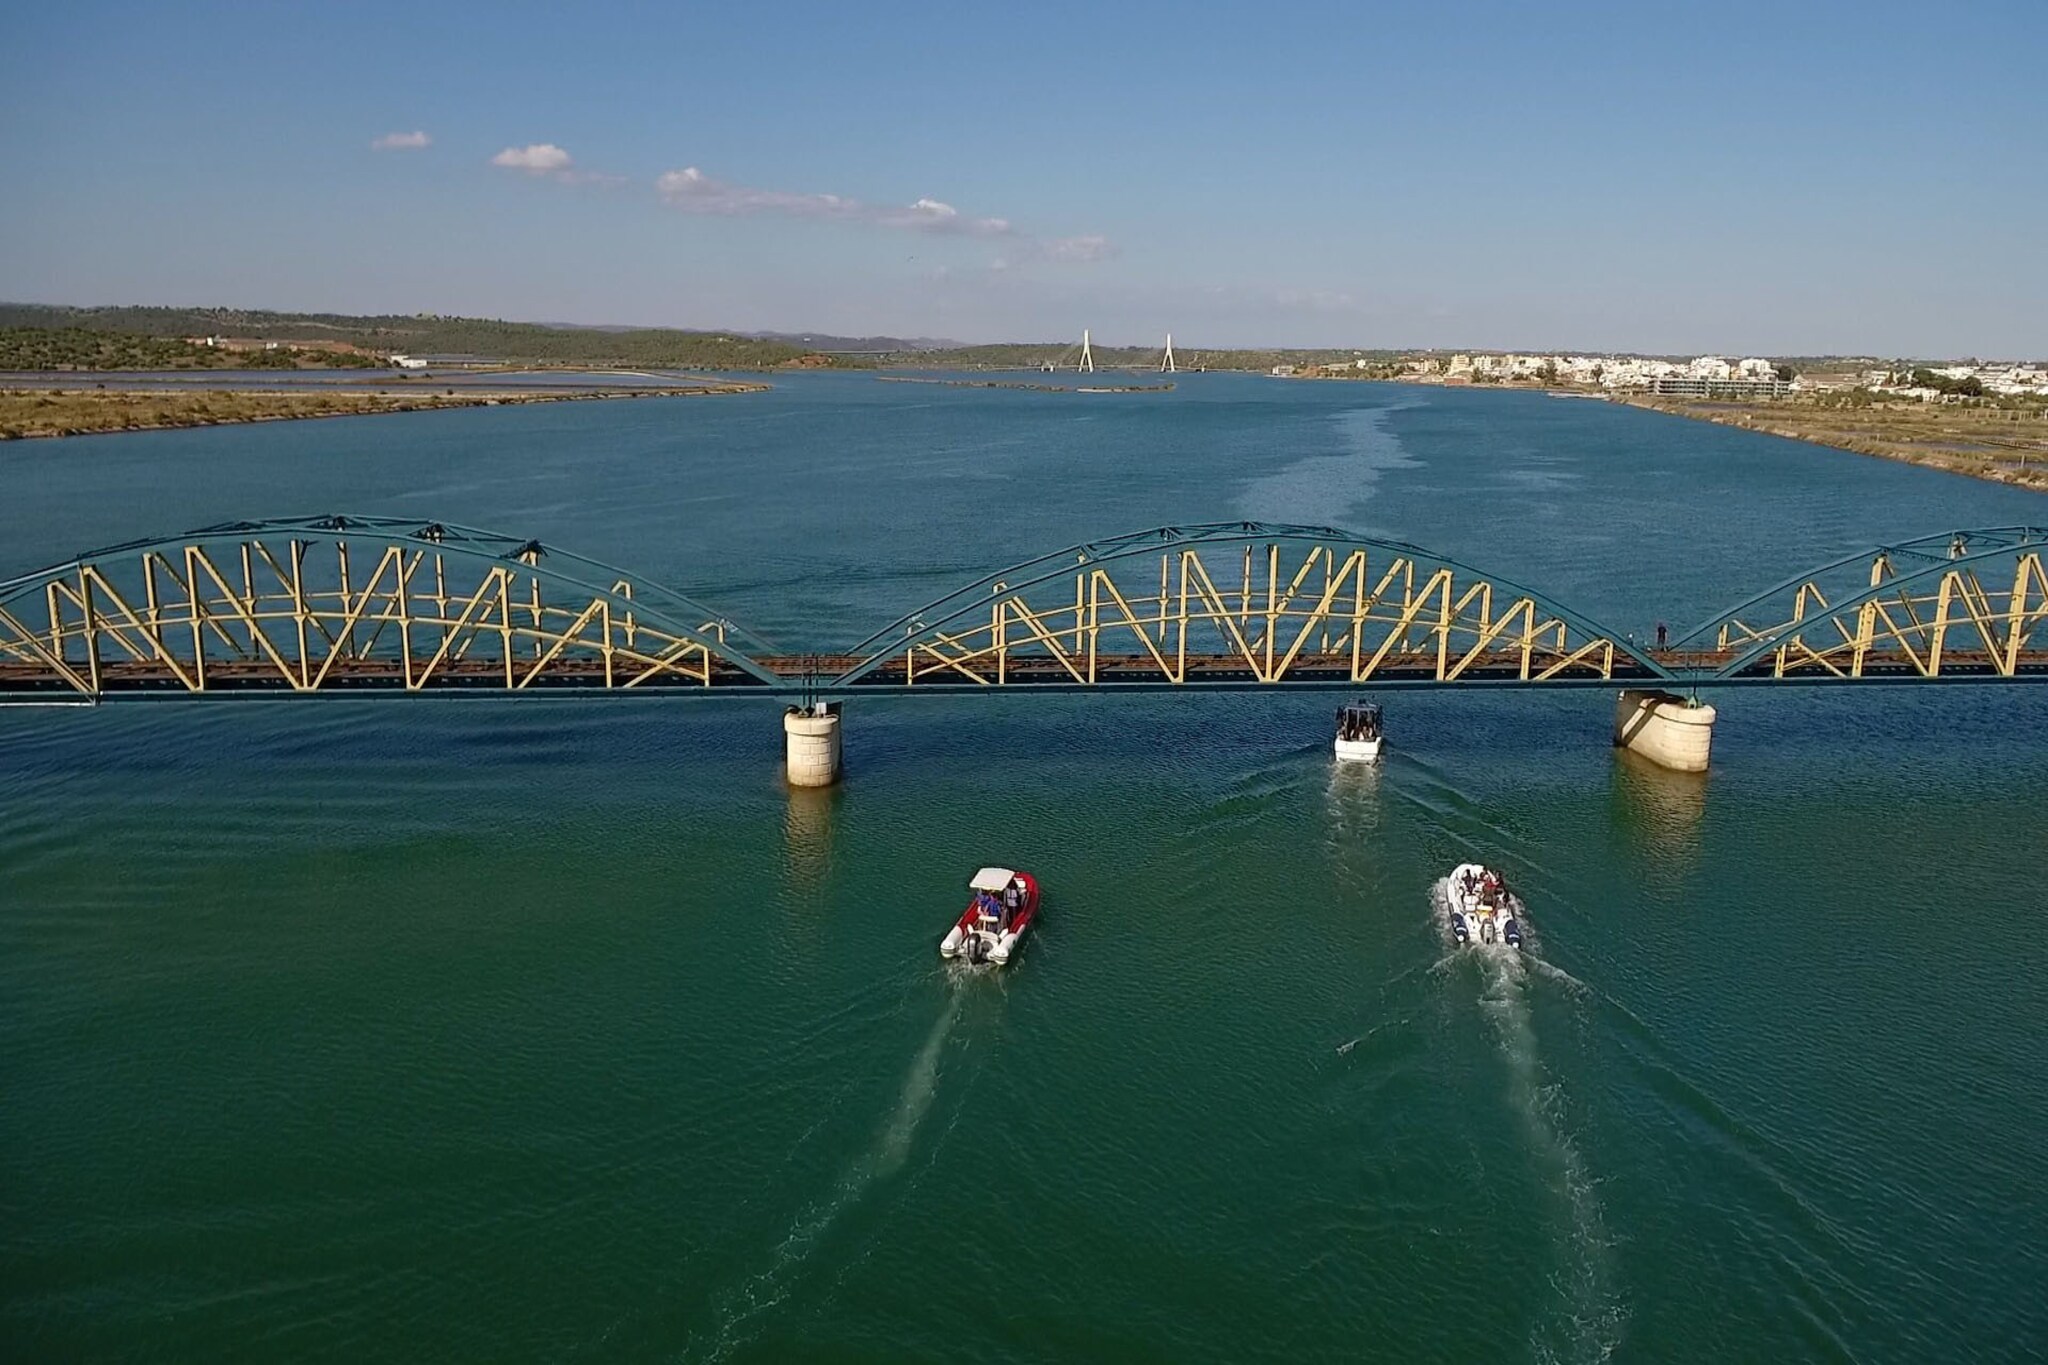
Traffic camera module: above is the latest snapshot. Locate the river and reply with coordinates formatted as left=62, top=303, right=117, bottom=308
left=3, top=374, right=2044, bottom=1362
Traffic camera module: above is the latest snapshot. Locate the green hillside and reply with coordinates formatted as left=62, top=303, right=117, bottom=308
left=0, top=327, right=379, bottom=371
left=0, top=305, right=834, bottom=370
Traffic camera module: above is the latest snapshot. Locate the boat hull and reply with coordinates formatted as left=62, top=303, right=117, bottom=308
left=1333, top=736, right=1384, bottom=763
left=940, top=870, right=1040, bottom=966
left=1445, top=861, right=1521, bottom=951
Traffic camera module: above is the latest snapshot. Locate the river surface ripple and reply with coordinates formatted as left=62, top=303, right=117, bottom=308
left=2, top=375, right=2044, bottom=1362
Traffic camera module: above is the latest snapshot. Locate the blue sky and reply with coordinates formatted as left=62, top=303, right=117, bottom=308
left=2, top=1, right=2043, bottom=355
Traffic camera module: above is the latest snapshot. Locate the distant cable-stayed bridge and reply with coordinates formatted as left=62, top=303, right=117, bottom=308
left=1040, top=330, right=1180, bottom=374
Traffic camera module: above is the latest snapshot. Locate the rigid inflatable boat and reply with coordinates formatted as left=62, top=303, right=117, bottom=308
left=1445, top=862, right=1522, bottom=950
left=940, top=867, right=1040, bottom=966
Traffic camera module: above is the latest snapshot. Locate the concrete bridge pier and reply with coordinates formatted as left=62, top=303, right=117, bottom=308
left=784, top=701, right=843, bottom=787
left=1613, top=689, right=1716, bottom=772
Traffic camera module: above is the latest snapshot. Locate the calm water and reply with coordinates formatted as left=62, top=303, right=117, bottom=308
left=3, top=376, right=2044, bottom=1362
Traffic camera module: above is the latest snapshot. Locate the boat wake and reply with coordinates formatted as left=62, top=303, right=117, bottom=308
left=1436, top=882, right=1625, bottom=1362
left=686, top=990, right=961, bottom=1362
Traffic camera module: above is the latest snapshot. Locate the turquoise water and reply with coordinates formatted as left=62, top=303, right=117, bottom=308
left=3, top=376, right=2045, bottom=1361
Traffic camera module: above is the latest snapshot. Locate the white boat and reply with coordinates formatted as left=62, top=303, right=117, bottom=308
left=1445, top=862, right=1522, bottom=949
left=1334, top=701, right=1384, bottom=762
left=939, top=867, right=1041, bottom=966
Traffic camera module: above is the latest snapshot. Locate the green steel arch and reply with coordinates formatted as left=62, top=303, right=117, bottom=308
left=0, top=514, right=782, bottom=697
left=1667, top=526, right=2048, bottom=683
left=829, top=521, right=1672, bottom=690
left=6, top=516, right=2042, bottom=701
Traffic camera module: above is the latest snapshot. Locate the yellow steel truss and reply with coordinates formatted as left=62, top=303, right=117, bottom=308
left=1712, top=549, right=2048, bottom=678
left=899, top=545, right=1619, bottom=685
left=0, top=537, right=735, bottom=696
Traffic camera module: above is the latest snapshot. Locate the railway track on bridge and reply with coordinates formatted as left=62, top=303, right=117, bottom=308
left=5, top=649, right=2045, bottom=699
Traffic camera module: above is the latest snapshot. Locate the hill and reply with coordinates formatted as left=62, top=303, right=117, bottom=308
left=0, top=327, right=379, bottom=371
left=0, top=305, right=844, bottom=370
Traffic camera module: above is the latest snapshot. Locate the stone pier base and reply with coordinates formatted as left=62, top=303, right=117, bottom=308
left=784, top=704, right=843, bottom=787
left=1613, top=689, right=1715, bottom=772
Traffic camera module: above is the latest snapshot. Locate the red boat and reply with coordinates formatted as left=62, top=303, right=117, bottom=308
left=939, top=867, right=1040, bottom=965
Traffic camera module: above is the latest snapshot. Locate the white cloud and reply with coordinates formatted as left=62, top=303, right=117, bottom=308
left=655, top=166, right=862, bottom=220
left=656, top=166, right=1054, bottom=245
left=492, top=143, right=574, bottom=175
left=990, top=234, right=1118, bottom=272
left=1043, top=235, right=1115, bottom=262
left=876, top=197, right=1012, bottom=238
left=371, top=130, right=431, bottom=151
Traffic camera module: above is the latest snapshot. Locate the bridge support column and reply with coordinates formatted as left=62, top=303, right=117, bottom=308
left=784, top=702, right=843, bottom=787
left=1613, top=689, right=1715, bottom=773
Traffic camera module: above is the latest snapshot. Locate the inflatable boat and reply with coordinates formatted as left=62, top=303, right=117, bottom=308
left=1445, top=862, right=1522, bottom=949
left=940, top=867, right=1040, bottom=966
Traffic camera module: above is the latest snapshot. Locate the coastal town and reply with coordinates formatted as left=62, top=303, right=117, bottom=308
left=1291, top=351, right=2048, bottom=401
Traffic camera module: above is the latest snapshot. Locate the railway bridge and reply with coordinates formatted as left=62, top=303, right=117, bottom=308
left=2, top=517, right=2042, bottom=777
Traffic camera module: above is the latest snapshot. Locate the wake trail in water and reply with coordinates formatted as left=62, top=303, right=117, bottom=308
left=1433, top=880, right=1624, bottom=1363
left=687, top=990, right=962, bottom=1363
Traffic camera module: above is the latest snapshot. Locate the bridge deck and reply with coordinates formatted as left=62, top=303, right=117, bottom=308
left=4, top=649, right=2043, bottom=697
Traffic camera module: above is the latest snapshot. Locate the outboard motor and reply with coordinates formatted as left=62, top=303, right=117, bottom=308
left=1481, top=917, right=1496, bottom=945
left=1450, top=912, right=1469, bottom=944
left=1502, top=914, right=1521, bottom=948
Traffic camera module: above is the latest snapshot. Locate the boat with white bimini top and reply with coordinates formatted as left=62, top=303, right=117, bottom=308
left=1445, top=862, right=1522, bottom=949
left=1334, top=701, right=1384, bottom=762
left=940, top=867, right=1041, bottom=966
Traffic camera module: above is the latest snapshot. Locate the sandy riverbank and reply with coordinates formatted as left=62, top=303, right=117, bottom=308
left=0, top=382, right=768, bottom=440
left=1618, top=395, right=2048, bottom=492
left=1294, top=372, right=2048, bottom=493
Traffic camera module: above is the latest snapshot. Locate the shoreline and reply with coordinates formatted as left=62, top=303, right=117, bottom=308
left=0, top=382, right=768, bottom=441
left=1290, top=372, right=2048, bottom=493
left=875, top=375, right=1174, bottom=393
left=1615, top=395, right=2048, bottom=493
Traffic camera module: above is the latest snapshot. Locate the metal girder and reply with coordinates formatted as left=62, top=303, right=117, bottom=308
left=1668, top=527, right=2048, bottom=682
left=830, top=522, right=1660, bottom=690
left=0, top=515, right=780, bottom=698
left=6, top=517, right=2046, bottom=702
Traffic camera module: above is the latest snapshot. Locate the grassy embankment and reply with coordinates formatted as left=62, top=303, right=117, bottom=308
left=0, top=327, right=382, bottom=370
left=1625, top=392, right=2048, bottom=492
left=0, top=309, right=804, bottom=437
left=0, top=306, right=847, bottom=371
left=0, top=384, right=766, bottom=440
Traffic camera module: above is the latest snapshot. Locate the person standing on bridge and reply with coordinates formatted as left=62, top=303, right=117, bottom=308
left=1656, top=621, right=1668, bottom=651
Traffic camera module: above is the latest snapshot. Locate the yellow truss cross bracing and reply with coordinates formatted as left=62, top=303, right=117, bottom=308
left=890, top=542, right=1627, bottom=687
left=10, top=520, right=2041, bottom=700
left=1719, top=548, right=2047, bottom=680
left=0, top=532, right=745, bottom=697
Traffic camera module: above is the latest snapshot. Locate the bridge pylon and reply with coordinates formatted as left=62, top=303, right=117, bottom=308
left=784, top=700, right=843, bottom=786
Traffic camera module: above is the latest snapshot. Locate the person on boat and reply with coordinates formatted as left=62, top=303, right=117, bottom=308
left=1001, top=880, right=1023, bottom=927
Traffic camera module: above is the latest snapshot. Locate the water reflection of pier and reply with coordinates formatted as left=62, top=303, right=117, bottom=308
left=1610, top=747, right=1708, bottom=883
left=782, top=784, right=840, bottom=902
